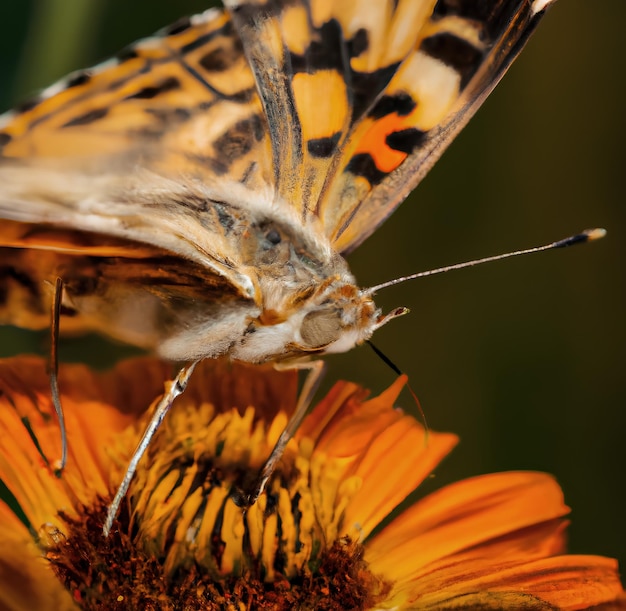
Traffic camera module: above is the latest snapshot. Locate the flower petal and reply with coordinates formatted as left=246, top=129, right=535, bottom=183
left=0, top=513, right=75, bottom=611
left=408, top=554, right=625, bottom=610
left=366, top=472, right=569, bottom=580
left=344, top=418, right=457, bottom=541
left=367, top=471, right=624, bottom=609
left=0, top=357, right=169, bottom=530
left=305, top=376, right=459, bottom=540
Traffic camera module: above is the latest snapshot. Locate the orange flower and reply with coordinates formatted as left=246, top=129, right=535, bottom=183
left=0, top=356, right=623, bottom=610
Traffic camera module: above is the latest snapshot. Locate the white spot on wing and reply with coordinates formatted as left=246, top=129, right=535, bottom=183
left=190, top=7, right=221, bottom=26
left=0, top=111, right=16, bottom=129
left=532, top=0, right=556, bottom=14
left=406, top=52, right=461, bottom=131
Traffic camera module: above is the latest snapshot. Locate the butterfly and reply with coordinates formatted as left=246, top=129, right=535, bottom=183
left=0, top=1, right=558, bottom=519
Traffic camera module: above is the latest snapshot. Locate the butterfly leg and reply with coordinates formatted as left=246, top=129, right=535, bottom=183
left=103, top=360, right=199, bottom=536
left=49, top=277, right=67, bottom=474
left=233, top=359, right=326, bottom=507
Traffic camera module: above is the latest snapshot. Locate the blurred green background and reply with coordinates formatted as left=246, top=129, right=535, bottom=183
left=1, top=0, right=624, bottom=572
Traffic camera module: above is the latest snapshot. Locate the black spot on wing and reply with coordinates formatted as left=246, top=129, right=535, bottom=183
left=198, top=38, right=243, bottom=72
left=433, top=0, right=493, bottom=22
left=144, top=106, right=192, bottom=123
left=0, top=132, right=12, bottom=153
left=65, top=71, right=92, bottom=88
left=117, top=47, right=139, bottom=63
left=213, top=115, right=265, bottom=162
left=228, top=87, right=256, bottom=104
left=385, top=128, right=426, bottom=154
left=307, top=131, right=341, bottom=158
left=369, top=92, right=416, bottom=119
left=162, top=16, right=192, bottom=36
left=345, top=153, right=386, bottom=186
left=349, top=28, right=369, bottom=58
left=14, top=96, right=41, bottom=114
left=247, top=114, right=265, bottom=141
left=351, top=64, right=400, bottom=120
left=421, top=33, right=484, bottom=88
left=200, top=157, right=229, bottom=176
left=180, top=22, right=233, bottom=55
left=61, top=107, right=109, bottom=128
left=432, top=0, right=534, bottom=48
left=289, top=20, right=367, bottom=74
left=134, top=106, right=192, bottom=138
left=287, top=19, right=398, bottom=120
left=124, top=77, right=181, bottom=100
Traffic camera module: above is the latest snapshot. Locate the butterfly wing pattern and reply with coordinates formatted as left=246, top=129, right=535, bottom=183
left=0, top=0, right=556, bottom=364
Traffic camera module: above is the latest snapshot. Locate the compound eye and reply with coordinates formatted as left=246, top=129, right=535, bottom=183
left=300, top=309, right=342, bottom=349
left=265, top=229, right=281, bottom=245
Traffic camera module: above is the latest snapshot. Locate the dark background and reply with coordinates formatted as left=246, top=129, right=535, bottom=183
left=1, top=1, right=624, bottom=571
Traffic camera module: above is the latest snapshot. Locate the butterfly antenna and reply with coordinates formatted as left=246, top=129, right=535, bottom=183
left=365, top=228, right=606, bottom=294
left=367, top=341, right=429, bottom=437
left=49, top=277, right=67, bottom=475
left=103, top=360, right=198, bottom=537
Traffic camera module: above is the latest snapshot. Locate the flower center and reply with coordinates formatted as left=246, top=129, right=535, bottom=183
left=40, top=400, right=392, bottom=609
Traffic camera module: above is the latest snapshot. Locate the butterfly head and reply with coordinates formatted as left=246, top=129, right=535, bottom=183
left=234, top=277, right=408, bottom=364
left=296, top=285, right=409, bottom=356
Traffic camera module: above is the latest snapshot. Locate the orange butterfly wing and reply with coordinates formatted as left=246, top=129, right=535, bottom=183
left=224, top=0, right=556, bottom=252
left=0, top=1, right=556, bottom=355
left=1, top=2, right=556, bottom=256
left=0, top=10, right=271, bottom=188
